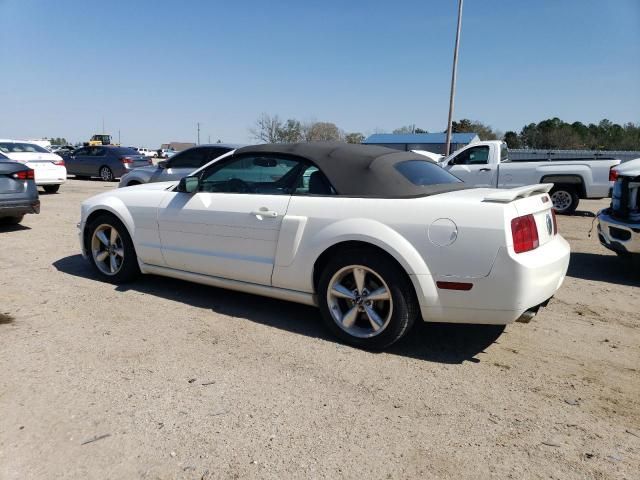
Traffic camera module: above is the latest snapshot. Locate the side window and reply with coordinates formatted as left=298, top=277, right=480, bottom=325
left=74, top=148, right=87, bottom=156
left=201, top=147, right=232, bottom=167
left=199, top=155, right=302, bottom=195
left=95, top=147, right=106, bottom=157
left=455, top=146, right=489, bottom=165
left=168, top=149, right=207, bottom=169
left=294, top=165, right=335, bottom=195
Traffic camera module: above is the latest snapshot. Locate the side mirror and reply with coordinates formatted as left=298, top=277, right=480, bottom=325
left=177, top=175, right=199, bottom=193
left=157, top=160, right=167, bottom=169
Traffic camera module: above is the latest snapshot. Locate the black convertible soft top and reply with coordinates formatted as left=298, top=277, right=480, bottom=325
left=234, top=142, right=466, bottom=198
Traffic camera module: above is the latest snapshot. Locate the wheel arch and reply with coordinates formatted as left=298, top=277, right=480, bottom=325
left=540, top=174, right=586, bottom=198
left=83, top=202, right=135, bottom=252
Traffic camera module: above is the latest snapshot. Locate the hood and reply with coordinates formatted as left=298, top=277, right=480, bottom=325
left=615, top=158, right=640, bottom=177
left=4, top=151, right=62, bottom=162
left=123, top=180, right=177, bottom=191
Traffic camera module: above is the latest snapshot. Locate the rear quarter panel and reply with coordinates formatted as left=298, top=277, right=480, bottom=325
left=272, top=192, right=511, bottom=293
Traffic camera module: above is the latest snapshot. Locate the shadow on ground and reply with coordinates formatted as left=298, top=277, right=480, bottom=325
left=53, top=254, right=505, bottom=364
left=0, top=223, right=31, bottom=232
left=567, top=252, right=639, bottom=287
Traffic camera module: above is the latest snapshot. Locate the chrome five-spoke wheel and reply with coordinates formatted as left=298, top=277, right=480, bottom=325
left=91, top=224, right=124, bottom=275
left=327, top=265, right=393, bottom=338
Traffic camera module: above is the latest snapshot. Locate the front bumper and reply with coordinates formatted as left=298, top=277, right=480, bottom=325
left=597, top=210, right=640, bottom=255
left=0, top=199, right=40, bottom=217
left=415, top=235, right=571, bottom=325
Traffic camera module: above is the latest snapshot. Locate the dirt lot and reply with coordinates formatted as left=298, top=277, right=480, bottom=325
left=1, top=179, right=638, bottom=479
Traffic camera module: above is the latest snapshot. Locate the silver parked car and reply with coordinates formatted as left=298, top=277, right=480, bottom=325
left=118, top=144, right=241, bottom=187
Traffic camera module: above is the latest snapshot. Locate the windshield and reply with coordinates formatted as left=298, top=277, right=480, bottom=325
left=395, top=160, right=462, bottom=185
left=0, top=142, right=50, bottom=154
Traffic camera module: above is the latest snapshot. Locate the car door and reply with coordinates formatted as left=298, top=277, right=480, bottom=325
left=67, top=147, right=90, bottom=175
left=157, top=153, right=305, bottom=285
left=443, top=145, right=496, bottom=187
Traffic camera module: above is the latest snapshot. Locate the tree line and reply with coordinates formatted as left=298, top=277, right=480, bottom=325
left=251, top=114, right=640, bottom=150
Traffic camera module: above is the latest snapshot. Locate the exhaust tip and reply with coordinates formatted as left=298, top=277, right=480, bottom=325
left=516, top=309, right=537, bottom=323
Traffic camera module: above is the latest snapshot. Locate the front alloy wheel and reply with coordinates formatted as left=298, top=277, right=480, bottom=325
left=86, top=213, right=140, bottom=283
left=91, top=224, right=124, bottom=275
left=327, top=265, right=393, bottom=338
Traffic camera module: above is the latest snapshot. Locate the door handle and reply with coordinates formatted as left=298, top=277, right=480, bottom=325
left=251, top=208, right=278, bottom=219
left=479, top=168, right=492, bottom=172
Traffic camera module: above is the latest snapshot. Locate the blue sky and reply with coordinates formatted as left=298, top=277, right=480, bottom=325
left=1, top=0, right=638, bottom=147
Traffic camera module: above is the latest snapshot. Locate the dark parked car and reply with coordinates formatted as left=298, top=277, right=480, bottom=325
left=0, top=153, right=40, bottom=225
left=65, top=146, right=150, bottom=181
left=118, top=144, right=242, bottom=187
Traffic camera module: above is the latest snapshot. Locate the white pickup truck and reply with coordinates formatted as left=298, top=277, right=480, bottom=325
left=439, top=141, right=621, bottom=213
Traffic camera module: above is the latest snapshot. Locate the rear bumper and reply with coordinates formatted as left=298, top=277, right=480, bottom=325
left=415, top=235, right=570, bottom=325
left=34, top=166, right=67, bottom=185
left=0, top=198, right=40, bottom=216
left=597, top=210, right=640, bottom=255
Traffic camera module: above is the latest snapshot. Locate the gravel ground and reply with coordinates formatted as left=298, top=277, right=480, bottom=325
left=1, top=180, right=638, bottom=479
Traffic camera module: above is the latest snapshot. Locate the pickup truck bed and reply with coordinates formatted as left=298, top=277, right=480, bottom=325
left=440, top=141, right=621, bottom=214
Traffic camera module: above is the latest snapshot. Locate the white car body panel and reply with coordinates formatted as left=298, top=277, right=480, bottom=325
left=79, top=176, right=570, bottom=325
left=0, top=151, right=66, bottom=186
left=441, top=140, right=620, bottom=198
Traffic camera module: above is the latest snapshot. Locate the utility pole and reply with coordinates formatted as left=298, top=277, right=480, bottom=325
left=445, top=0, right=463, bottom=156
left=197, top=122, right=201, bottom=145
left=208, top=135, right=211, bottom=144
left=118, top=130, right=121, bottom=145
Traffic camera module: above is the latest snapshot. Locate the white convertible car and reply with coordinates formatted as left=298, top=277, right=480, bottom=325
left=78, top=143, right=570, bottom=349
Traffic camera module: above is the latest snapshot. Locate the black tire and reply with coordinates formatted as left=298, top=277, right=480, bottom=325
left=317, top=248, right=419, bottom=349
left=0, top=215, right=24, bottom=225
left=99, top=166, right=115, bottom=182
left=85, top=213, right=140, bottom=283
left=550, top=186, right=579, bottom=215
left=43, top=184, right=60, bottom=194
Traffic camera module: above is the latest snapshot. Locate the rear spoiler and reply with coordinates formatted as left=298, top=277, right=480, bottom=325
left=483, top=183, right=553, bottom=203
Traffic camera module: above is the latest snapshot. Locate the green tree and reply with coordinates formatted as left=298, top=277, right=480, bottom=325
left=277, top=119, right=303, bottom=143
left=345, top=132, right=365, bottom=144
left=451, top=119, right=498, bottom=140
left=303, top=122, right=343, bottom=142
left=503, top=131, right=521, bottom=149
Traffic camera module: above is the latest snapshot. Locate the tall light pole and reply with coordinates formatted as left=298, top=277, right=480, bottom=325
left=445, top=0, right=464, bottom=156
left=197, top=122, right=201, bottom=145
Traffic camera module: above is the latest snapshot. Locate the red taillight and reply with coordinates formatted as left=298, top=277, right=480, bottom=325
left=121, top=156, right=133, bottom=164
left=609, top=167, right=618, bottom=182
left=511, top=214, right=539, bottom=253
left=12, top=169, right=35, bottom=180
left=551, top=208, right=558, bottom=235
left=53, top=159, right=65, bottom=166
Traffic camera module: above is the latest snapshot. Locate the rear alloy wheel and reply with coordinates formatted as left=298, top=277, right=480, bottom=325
left=43, top=184, right=60, bottom=194
left=550, top=186, right=579, bottom=215
left=87, top=214, right=140, bottom=283
left=318, top=249, right=418, bottom=349
left=99, top=166, right=114, bottom=182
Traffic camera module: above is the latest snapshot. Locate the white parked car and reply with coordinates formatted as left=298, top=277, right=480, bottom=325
left=597, top=158, right=640, bottom=256
left=0, top=139, right=66, bottom=193
left=135, top=147, right=155, bottom=158
left=78, top=143, right=570, bottom=349
left=439, top=141, right=621, bottom=214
